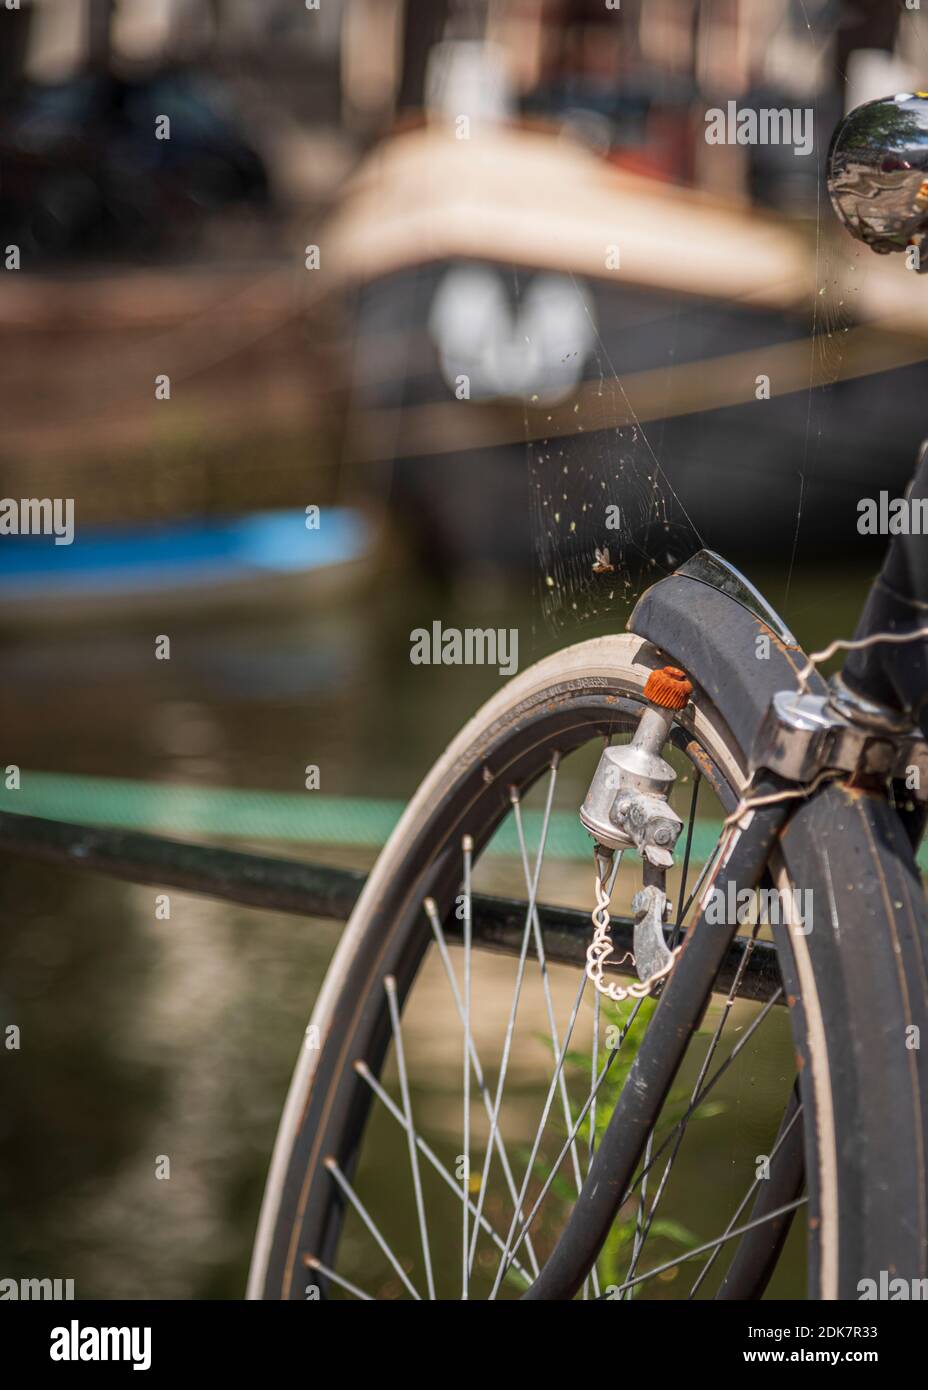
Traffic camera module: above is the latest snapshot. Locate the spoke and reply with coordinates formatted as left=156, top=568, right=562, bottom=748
left=688, top=1100, right=804, bottom=1298
left=678, top=854, right=716, bottom=926
left=623, top=923, right=763, bottom=1288
left=467, top=758, right=560, bottom=1274
left=672, top=771, right=701, bottom=949
left=497, top=996, right=647, bottom=1285
left=625, top=985, right=784, bottom=1204
left=304, top=1255, right=373, bottom=1302
left=603, top=1197, right=808, bottom=1298
left=385, top=975, right=436, bottom=1299
left=488, top=968, right=589, bottom=1299
left=354, top=1060, right=533, bottom=1287
left=587, top=988, right=601, bottom=1303
left=511, top=792, right=601, bottom=1299
left=423, top=897, right=541, bottom=1277
left=462, top=834, right=473, bottom=1300
left=626, top=1132, right=653, bottom=1300
left=589, top=991, right=600, bottom=1174
left=324, top=1156, right=421, bottom=1300
left=678, top=818, right=727, bottom=925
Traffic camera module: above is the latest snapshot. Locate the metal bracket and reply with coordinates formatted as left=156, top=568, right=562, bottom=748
left=751, top=688, right=928, bottom=796
left=630, top=884, right=674, bottom=983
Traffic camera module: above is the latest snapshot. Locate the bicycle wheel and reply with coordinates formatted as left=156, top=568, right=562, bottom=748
left=247, top=633, right=922, bottom=1300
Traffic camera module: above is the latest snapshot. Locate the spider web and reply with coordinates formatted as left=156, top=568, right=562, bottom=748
left=528, top=342, right=704, bottom=636
left=522, top=0, right=880, bottom=635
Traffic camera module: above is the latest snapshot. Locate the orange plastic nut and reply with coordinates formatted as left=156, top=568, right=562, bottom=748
left=643, top=665, right=692, bottom=710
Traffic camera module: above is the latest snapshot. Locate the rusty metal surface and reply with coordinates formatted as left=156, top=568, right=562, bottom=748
left=629, top=564, right=826, bottom=762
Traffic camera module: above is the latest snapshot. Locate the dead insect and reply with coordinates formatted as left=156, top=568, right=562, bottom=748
left=592, top=546, right=615, bottom=575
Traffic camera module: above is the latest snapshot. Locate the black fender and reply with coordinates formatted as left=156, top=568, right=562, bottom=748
left=628, top=549, right=826, bottom=763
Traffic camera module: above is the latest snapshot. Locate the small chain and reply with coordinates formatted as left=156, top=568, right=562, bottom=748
left=585, top=862, right=681, bottom=1004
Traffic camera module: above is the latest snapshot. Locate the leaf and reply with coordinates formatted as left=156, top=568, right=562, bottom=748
left=693, top=1101, right=726, bottom=1120
left=647, top=1218, right=701, bottom=1249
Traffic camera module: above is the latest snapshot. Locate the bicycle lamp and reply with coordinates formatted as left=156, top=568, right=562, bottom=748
left=579, top=666, right=691, bottom=866
left=828, top=93, right=928, bottom=268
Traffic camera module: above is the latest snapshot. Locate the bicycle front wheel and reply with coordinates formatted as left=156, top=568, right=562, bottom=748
left=248, top=633, right=924, bottom=1300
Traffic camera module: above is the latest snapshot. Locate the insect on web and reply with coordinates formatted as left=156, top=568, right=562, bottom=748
left=528, top=369, right=704, bottom=636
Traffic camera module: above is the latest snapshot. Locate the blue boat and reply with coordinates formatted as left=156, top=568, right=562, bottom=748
left=0, top=507, right=375, bottom=621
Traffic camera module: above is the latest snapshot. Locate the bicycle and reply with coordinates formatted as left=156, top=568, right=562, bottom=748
left=248, top=96, right=928, bottom=1301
